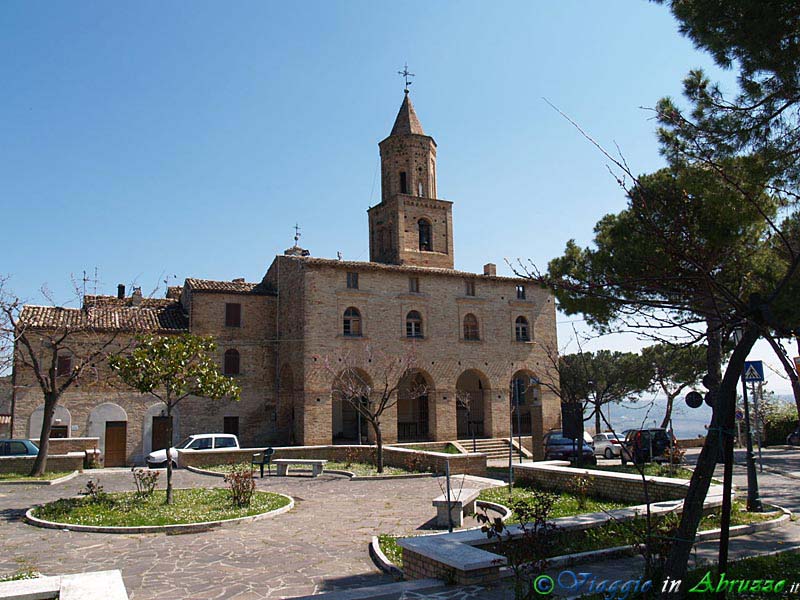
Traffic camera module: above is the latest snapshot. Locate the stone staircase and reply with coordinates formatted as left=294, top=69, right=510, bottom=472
left=456, top=437, right=527, bottom=461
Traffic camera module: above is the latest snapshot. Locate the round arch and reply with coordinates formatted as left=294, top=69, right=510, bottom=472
left=88, top=402, right=128, bottom=467
left=397, top=369, right=434, bottom=442
left=456, top=369, right=490, bottom=439
left=332, top=368, right=372, bottom=443
left=510, top=370, right=541, bottom=436
left=28, top=405, right=71, bottom=439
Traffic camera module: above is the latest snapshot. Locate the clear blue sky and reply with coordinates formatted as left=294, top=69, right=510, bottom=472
left=4, top=2, right=790, bottom=391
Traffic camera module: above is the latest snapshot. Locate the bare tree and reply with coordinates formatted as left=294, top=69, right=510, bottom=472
left=317, top=344, right=423, bottom=473
left=0, top=281, right=159, bottom=475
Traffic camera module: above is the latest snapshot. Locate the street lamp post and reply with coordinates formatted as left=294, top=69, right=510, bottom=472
left=734, top=327, right=763, bottom=512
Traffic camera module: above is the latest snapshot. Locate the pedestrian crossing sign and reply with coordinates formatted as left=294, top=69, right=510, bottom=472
left=743, top=360, right=764, bottom=382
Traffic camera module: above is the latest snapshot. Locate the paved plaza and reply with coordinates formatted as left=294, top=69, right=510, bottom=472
left=0, top=469, right=497, bottom=599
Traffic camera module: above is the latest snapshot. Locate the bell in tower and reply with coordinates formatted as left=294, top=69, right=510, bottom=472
left=368, top=80, right=455, bottom=269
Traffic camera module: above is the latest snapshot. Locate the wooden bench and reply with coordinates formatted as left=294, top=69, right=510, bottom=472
left=273, top=458, right=327, bottom=477
left=432, top=488, right=481, bottom=528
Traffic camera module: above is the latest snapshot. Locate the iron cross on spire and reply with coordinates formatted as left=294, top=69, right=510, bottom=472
left=294, top=223, right=301, bottom=245
left=398, top=63, right=415, bottom=93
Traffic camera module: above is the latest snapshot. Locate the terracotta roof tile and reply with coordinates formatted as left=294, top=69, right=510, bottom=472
left=83, top=295, right=177, bottom=309
left=19, top=304, right=188, bottom=333
left=184, top=278, right=274, bottom=295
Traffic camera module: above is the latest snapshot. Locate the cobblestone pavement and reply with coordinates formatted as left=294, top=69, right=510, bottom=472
left=0, top=469, right=497, bottom=599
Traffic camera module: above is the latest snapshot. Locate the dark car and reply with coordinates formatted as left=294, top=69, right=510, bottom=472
left=543, top=431, right=597, bottom=464
left=620, top=428, right=672, bottom=465
left=0, top=439, right=39, bottom=456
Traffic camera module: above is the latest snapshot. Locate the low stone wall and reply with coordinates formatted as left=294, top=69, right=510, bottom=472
left=32, top=437, right=100, bottom=455
left=512, top=461, right=690, bottom=504
left=0, top=452, right=84, bottom=475
left=177, top=444, right=487, bottom=476
left=678, top=437, right=706, bottom=448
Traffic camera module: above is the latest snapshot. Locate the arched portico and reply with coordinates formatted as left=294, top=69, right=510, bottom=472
left=455, top=369, right=488, bottom=440
left=397, top=369, right=433, bottom=442
left=332, top=368, right=372, bottom=443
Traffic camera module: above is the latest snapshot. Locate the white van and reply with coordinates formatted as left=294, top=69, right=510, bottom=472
left=145, top=433, right=239, bottom=468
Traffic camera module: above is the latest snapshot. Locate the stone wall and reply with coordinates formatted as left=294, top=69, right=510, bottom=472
left=678, top=437, right=706, bottom=448
left=512, top=462, right=691, bottom=504
left=402, top=549, right=501, bottom=585
left=31, top=437, right=99, bottom=455
left=177, top=444, right=487, bottom=476
left=0, top=452, right=84, bottom=474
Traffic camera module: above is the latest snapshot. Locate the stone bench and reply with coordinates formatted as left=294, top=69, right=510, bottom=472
left=432, top=488, right=480, bottom=528
left=273, top=458, right=327, bottom=477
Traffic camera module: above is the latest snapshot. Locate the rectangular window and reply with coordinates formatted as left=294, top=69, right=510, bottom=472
left=516, top=285, right=526, bottom=300
left=223, top=417, right=239, bottom=437
left=225, top=303, right=242, bottom=327
left=56, top=355, right=71, bottom=377
left=409, top=277, right=420, bottom=293
left=347, top=272, right=359, bottom=289
left=465, top=280, right=476, bottom=296
left=400, top=171, right=408, bottom=194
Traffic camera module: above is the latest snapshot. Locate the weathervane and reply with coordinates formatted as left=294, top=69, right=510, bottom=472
left=398, top=63, right=415, bottom=94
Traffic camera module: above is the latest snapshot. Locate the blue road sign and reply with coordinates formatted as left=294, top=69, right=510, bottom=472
left=743, top=360, right=765, bottom=382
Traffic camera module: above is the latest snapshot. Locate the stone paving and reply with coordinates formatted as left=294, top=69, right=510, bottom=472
left=0, top=469, right=497, bottom=599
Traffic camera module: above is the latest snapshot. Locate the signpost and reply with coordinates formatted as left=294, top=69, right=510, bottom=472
left=740, top=360, right=763, bottom=511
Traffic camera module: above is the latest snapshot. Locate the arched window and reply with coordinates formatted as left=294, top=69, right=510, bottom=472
left=463, top=314, right=479, bottom=341
left=224, top=349, right=240, bottom=375
left=515, top=316, right=530, bottom=342
left=418, top=219, right=432, bottom=251
left=406, top=310, right=423, bottom=338
left=343, top=307, right=362, bottom=337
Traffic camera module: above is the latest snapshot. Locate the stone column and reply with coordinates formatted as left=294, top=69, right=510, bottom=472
left=430, top=389, right=457, bottom=441
left=486, top=387, right=511, bottom=438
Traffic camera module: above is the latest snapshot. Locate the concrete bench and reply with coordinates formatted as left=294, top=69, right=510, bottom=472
left=432, top=487, right=481, bottom=528
left=273, top=458, right=327, bottom=477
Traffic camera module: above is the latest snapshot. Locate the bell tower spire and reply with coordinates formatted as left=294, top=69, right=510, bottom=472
left=368, top=76, right=455, bottom=269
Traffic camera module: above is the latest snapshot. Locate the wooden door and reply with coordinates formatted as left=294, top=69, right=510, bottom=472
left=151, top=416, right=171, bottom=452
left=104, top=421, right=127, bottom=467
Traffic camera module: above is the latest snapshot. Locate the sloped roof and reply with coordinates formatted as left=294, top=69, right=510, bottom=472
left=19, top=304, right=188, bottom=333
left=390, top=93, right=426, bottom=136
left=184, top=278, right=274, bottom=295
left=83, top=295, right=177, bottom=309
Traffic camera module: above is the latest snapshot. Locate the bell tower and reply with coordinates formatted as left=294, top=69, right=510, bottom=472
left=368, top=90, right=454, bottom=269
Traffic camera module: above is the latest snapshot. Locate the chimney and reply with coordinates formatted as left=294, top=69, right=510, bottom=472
left=483, top=263, right=497, bottom=277
left=131, top=287, right=143, bottom=306
left=117, top=284, right=126, bottom=299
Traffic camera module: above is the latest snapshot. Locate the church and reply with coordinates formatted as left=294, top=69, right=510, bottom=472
left=11, top=91, right=562, bottom=465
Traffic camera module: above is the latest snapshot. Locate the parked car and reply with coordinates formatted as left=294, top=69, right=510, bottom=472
left=0, top=439, right=39, bottom=456
left=146, top=433, right=239, bottom=468
left=593, top=432, right=623, bottom=459
left=787, top=425, right=800, bottom=446
left=543, top=431, right=597, bottom=464
left=620, top=428, right=673, bottom=465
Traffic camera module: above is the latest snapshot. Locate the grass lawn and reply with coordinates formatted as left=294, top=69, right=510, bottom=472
left=478, top=485, right=627, bottom=521
left=590, top=463, right=695, bottom=479
left=33, top=488, right=290, bottom=527
left=400, top=443, right=462, bottom=455
left=0, top=471, right=74, bottom=482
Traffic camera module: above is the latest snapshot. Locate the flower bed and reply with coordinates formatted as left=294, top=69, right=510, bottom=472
left=32, top=488, right=290, bottom=527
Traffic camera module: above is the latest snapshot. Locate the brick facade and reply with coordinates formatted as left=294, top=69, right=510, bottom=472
left=11, top=93, right=561, bottom=464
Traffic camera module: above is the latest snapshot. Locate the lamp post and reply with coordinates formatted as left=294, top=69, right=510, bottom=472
left=733, top=327, right=763, bottom=512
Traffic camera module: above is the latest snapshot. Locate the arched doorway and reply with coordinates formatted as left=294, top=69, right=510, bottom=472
left=332, top=368, right=372, bottom=443
left=29, top=405, right=71, bottom=439
left=456, top=370, right=488, bottom=439
left=510, top=370, right=540, bottom=437
left=88, top=402, right=128, bottom=467
left=397, top=370, right=433, bottom=442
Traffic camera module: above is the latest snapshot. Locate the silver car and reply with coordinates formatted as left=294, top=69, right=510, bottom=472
left=593, top=432, right=623, bottom=459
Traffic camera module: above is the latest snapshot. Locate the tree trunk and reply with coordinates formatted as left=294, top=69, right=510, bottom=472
left=662, top=323, right=758, bottom=584
left=765, top=333, right=800, bottom=419
left=29, top=392, right=57, bottom=476
left=373, top=423, right=384, bottom=474
left=660, top=393, right=676, bottom=430
left=165, top=403, right=174, bottom=505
